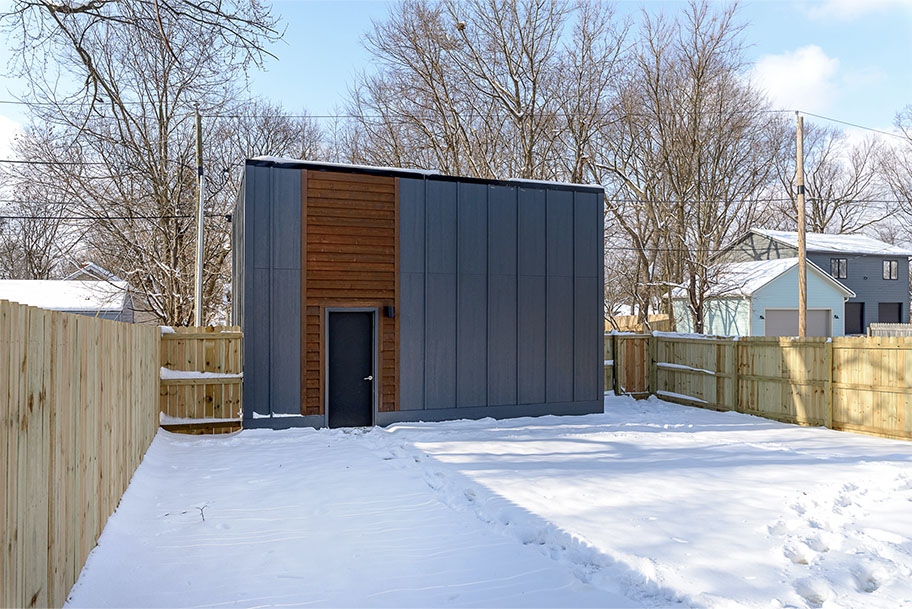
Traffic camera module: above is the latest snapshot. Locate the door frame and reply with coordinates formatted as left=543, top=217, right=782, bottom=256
left=323, top=307, right=379, bottom=428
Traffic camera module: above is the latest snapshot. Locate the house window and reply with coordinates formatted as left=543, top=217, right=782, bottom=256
left=883, top=259, right=898, bottom=280
left=830, top=258, right=847, bottom=279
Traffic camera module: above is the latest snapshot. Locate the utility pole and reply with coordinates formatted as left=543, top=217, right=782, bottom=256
left=796, top=112, right=807, bottom=337
left=194, top=105, right=205, bottom=327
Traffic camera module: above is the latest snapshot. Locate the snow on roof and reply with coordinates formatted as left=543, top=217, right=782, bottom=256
left=0, top=280, right=129, bottom=311
left=63, top=262, right=123, bottom=282
left=752, top=228, right=912, bottom=256
left=673, top=258, right=854, bottom=298
left=249, top=157, right=604, bottom=191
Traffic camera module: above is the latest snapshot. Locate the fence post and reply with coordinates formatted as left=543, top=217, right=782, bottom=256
left=731, top=339, right=740, bottom=412
left=649, top=333, right=658, bottom=397
left=614, top=334, right=621, bottom=395
left=825, top=339, right=833, bottom=429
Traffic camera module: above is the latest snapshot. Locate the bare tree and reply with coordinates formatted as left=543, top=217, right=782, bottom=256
left=0, top=128, right=86, bottom=279
left=593, top=1, right=779, bottom=332
left=769, top=120, right=889, bottom=233
left=347, top=0, right=627, bottom=182
left=0, top=0, right=300, bottom=324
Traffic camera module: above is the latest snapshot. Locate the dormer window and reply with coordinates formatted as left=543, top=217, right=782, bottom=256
left=830, top=258, right=847, bottom=279
left=883, top=259, right=899, bottom=280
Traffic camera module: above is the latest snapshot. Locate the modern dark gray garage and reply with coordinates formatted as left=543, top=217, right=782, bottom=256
left=232, top=159, right=604, bottom=428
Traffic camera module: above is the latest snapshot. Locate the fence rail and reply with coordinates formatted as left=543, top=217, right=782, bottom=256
left=607, top=332, right=912, bottom=441
left=1, top=299, right=160, bottom=608
left=159, top=326, right=243, bottom=433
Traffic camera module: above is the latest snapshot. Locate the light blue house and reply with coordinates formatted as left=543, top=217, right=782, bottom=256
left=673, top=258, right=855, bottom=337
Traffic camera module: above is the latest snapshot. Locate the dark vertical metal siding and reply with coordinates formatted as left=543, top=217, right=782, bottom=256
left=517, top=188, right=546, bottom=404
left=517, top=275, right=546, bottom=403
left=395, top=174, right=603, bottom=417
left=425, top=272, right=457, bottom=408
left=573, top=193, right=602, bottom=401
left=545, top=190, right=574, bottom=402
left=426, top=180, right=457, bottom=273
left=398, top=178, right=426, bottom=410
left=487, top=185, right=517, bottom=405
left=457, top=182, right=488, bottom=407
left=240, top=165, right=302, bottom=419
left=247, top=269, right=270, bottom=415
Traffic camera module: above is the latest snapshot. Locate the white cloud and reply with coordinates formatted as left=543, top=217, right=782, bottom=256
left=805, top=0, right=912, bottom=20
left=0, top=113, right=22, bottom=159
left=752, top=45, right=840, bottom=114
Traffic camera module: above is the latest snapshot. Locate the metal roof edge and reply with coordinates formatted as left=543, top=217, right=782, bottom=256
left=245, top=158, right=605, bottom=194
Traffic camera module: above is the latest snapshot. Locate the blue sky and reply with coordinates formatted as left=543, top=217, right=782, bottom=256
left=0, top=0, right=910, bottom=155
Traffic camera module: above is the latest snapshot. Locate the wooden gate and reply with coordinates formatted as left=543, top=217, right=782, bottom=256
left=613, top=334, right=651, bottom=396
left=159, top=326, right=243, bottom=433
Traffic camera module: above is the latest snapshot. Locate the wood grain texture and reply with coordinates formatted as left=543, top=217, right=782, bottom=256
left=0, top=300, right=159, bottom=608
left=609, top=333, right=912, bottom=440
left=159, top=327, right=243, bottom=421
left=302, top=170, right=399, bottom=415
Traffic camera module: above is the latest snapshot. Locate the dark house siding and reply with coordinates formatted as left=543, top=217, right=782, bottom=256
left=234, top=160, right=605, bottom=428
left=389, top=176, right=604, bottom=425
left=721, top=232, right=911, bottom=331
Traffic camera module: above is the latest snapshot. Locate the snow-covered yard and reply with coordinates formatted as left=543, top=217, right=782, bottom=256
left=67, top=396, right=912, bottom=608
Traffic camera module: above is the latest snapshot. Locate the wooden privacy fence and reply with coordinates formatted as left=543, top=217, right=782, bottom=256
left=606, top=332, right=912, bottom=440
left=1, top=300, right=159, bottom=609
left=159, top=326, right=243, bottom=434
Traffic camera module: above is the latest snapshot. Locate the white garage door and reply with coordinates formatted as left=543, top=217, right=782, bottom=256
left=764, top=309, right=831, bottom=337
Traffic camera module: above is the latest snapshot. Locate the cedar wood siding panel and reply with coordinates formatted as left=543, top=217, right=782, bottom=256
left=302, top=170, right=399, bottom=415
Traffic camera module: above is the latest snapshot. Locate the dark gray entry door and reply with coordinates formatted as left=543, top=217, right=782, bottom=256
left=327, top=311, right=374, bottom=428
left=845, top=302, right=864, bottom=335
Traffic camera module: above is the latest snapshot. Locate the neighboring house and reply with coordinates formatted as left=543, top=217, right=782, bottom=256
left=0, top=279, right=134, bottom=322
left=65, top=262, right=161, bottom=324
left=64, top=261, right=124, bottom=282
left=722, top=229, right=912, bottom=334
left=233, top=158, right=604, bottom=429
left=673, top=258, right=855, bottom=337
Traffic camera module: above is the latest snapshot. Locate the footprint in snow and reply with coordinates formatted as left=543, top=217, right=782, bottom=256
left=852, top=563, right=886, bottom=594
left=783, top=544, right=814, bottom=565
left=794, top=578, right=831, bottom=608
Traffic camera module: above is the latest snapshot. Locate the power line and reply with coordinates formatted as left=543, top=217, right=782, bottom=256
left=798, top=111, right=907, bottom=141
left=0, top=213, right=228, bottom=221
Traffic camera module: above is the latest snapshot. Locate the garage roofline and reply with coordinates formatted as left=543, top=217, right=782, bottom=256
left=246, top=158, right=606, bottom=194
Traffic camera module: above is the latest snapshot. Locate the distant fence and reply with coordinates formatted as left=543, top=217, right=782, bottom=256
left=607, top=332, right=912, bottom=441
left=1, top=299, right=159, bottom=608
left=159, top=326, right=243, bottom=433
left=868, top=323, right=912, bottom=337
left=605, top=314, right=671, bottom=333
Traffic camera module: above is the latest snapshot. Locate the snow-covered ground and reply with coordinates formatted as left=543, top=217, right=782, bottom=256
left=67, top=396, right=912, bottom=609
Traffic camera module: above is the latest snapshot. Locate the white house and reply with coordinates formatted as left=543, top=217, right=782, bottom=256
left=0, top=279, right=134, bottom=322
left=673, top=258, right=855, bottom=337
